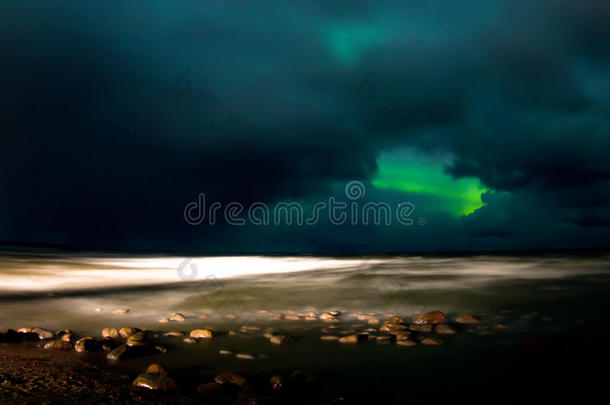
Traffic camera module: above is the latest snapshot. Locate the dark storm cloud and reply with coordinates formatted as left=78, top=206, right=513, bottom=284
left=1, top=0, right=609, bottom=252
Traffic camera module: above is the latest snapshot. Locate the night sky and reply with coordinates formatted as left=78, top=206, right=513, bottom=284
left=2, top=1, right=610, bottom=253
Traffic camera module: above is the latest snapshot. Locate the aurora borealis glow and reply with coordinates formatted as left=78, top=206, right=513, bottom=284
left=373, top=150, right=487, bottom=217
left=2, top=0, right=610, bottom=253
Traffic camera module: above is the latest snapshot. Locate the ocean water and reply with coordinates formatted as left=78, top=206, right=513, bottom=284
left=1, top=249, right=610, bottom=403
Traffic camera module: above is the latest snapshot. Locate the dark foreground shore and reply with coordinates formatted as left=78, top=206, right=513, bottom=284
left=2, top=306, right=610, bottom=405
left=0, top=345, right=197, bottom=405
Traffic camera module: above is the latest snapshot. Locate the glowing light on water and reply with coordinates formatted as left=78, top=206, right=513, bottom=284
left=0, top=256, right=369, bottom=292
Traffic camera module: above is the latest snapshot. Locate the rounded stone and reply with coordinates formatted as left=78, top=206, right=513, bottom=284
left=215, top=371, right=247, bottom=386
left=169, top=313, right=186, bottom=322
left=270, top=374, right=286, bottom=391
left=44, top=340, right=73, bottom=350
left=75, top=337, right=98, bottom=352
left=456, top=315, right=480, bottom=325
left=133, top=373, right=177, bottom=391
left=413, top=311, right=448, bottom=325
left=421, top=338, right=443, bottom=346
left=409, top=324, right=433, bottom=333
left=118, top=327, right=138, bottom=338
left=106, top=344, right=128, bottom=360
left=435, top=324, right=458, bottom=335
left=163, top=331, right=184, bottom=337
left=190, top=329, right=213, bottom=339
left=320, top=335, right=340, bottom=341
left=102, top=328, right=120, bottom=339
left=145, top=363, right=169, bottom=375
left=126, top=332, right=147, bottom=347
left=269, top=334, right=292, bottom=345
left=379, top=322, right=408, bottom=333
left=397, top=339, right=417, bottom=346
left=339, top=334, right=365, bottom=344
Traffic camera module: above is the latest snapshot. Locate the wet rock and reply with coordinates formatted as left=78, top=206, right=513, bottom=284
left=413, top=311, right=448, bottom=325
left=169, top=313, right=186, bottom=322
left=102, top=327, right=120, bottom=339
left=379, top=322, right=408, bottom=333
left=320, top=335, right=340, bottom=341
left=56, top=328, right=72, bottom=337
left=133, top=373, right=177, bottom=391
left=456, top=315, right=480, bottom=325
left=112, top=308, right=130, bottom=315
left=190, top=329, right=213, bottom=339
left=305, top=316, right=318, bottom=321
left=182, top=337, right=197, bottom=344
left=75, top=337, right=99, bottom=352
left=367, top=318, right=380, bottom=325
left=163, top=331, right=184, bottom=337
left=421, top=338, right=443, bottom=346
left=236, top=353, right=257, bottom=360
left=375, top=335, right=394, bottom=345
left=284, top=315, right=301, bottom=321
left=126, top=331, right=147, bottom=347
left=17, top=327, right=53, bottom=340
left=32, top=328, right=54, bottom=340
left=145, top=363, right=169, bottom=375
left=409, top=324, right=433, bottom=333
left=118, top=327, right=138, bottom=338
left=269, top=334, right=292, bottom=345
left=300, top=310, right=317, bottom=317
left=319, top=312, right=336, bottom=321
left=390, top=330, right=412, bottom=340
left=386, top=316, right=404, bottom=324
left=270, top=374, right=286, bottom=391
left=219, top=349, right=233, bottom=355
left=61, top=333, right=72, bottom=342
left=396, top=339, right=417, bottom=346
left=435, top=324, right=458, bottom=335
left=338, top=334, right=366, bottom=344
left=107, top=345, right=129, bottom=360
left=240, top=325, right=261, bottom=333
left=44, top=340, right=73, bottom=350
left=215, top=371, right=247, bottom=386
left=158, top=318, right=170, bottom=323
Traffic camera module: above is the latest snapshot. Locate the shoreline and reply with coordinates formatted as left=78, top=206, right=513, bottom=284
left=0, top=345, right=197, bottom=404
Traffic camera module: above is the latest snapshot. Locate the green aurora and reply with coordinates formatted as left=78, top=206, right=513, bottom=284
left=372, top=151, right=488, bottom=216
